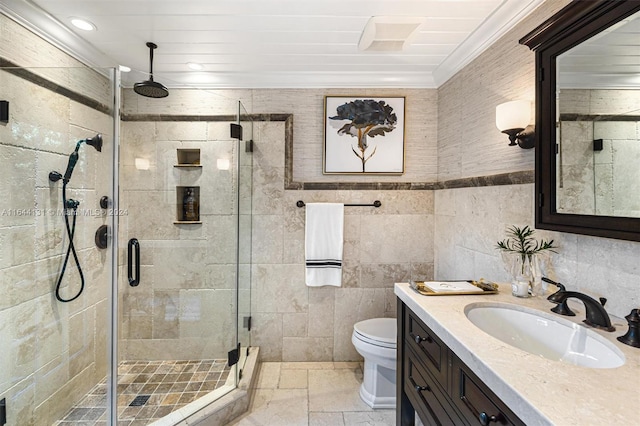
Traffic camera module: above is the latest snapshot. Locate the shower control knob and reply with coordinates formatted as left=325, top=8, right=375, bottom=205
left=100, top=196, right=109, bottom=209
left=95, top=225, right=108, bottom=249
left=49, top=171, right=62, bottom=182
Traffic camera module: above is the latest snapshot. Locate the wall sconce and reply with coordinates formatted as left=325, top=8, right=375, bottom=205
left=495, top=100, right=535, bottom=149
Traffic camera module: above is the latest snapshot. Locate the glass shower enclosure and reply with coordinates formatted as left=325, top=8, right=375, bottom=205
left=0, top=64, right=253, bottom=425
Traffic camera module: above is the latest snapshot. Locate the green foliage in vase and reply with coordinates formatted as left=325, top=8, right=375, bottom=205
left=496, top=225, right=557, bottom=260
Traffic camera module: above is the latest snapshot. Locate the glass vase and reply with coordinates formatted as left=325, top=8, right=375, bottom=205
left=501, top=252, right=542, bottom=297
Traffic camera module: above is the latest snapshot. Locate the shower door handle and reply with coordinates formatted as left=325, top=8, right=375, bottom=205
left=128, top=238, right=140, bottom=286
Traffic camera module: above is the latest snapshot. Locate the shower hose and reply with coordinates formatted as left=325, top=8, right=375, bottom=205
left=55, top=182, right=85, bottom=302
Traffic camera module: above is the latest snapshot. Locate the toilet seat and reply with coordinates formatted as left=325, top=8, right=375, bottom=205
left=353, top=318, right=396, bottom=349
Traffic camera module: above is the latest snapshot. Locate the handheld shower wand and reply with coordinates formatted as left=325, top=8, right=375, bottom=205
left=49, top=134, right=102, bottom=302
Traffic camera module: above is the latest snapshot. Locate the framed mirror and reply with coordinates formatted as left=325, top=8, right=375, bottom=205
left=521, top=0, right=640, bottom=242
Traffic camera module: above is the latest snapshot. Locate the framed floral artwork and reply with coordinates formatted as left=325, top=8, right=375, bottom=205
left=323, top=96, right=405, bottom=174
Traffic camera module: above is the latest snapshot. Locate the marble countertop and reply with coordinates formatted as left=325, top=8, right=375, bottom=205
left=395, top=282, right=640, bottom=426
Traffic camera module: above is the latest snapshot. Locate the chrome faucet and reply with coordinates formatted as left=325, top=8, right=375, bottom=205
left=542, top=278, right=615, bottom=332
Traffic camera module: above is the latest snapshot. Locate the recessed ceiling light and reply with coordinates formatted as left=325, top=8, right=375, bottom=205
left=119, top=65, right=131, bottom=73
left=187, top=62, right=204, bottom=71
left=70, top=17, right=96, bottom=31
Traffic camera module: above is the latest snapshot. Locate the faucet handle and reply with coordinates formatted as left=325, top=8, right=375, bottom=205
left=542, top=277, right=566, bottom=291
left=617, top=308, right=640, bottom=348
left=599, top=297, right=607, bottom=307
left=543, top=277, right=576, bottom=316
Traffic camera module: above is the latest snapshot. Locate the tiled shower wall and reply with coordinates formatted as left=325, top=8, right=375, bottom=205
left=558, top=119, right=640, bottom=217
left=0, top=14, right=112, bottom=426
left=558, top=89, right=640, bottom=217
left=435, top=0, right=639, bottom=318
left=118, top=117, right=244, bottom=361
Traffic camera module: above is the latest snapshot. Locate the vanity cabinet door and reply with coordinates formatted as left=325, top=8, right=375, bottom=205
left=404, top=347, right=459, bottom=426
left=405, top=309, right=448, bottom=386
left=451, top=355, right=525, bottom=426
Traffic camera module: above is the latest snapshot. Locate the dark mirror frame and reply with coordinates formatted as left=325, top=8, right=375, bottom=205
left=520, top=0, right=640, bottom=242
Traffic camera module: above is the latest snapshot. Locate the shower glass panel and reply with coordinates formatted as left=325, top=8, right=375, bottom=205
left=0, top=64, right=252, bottom=425
left=0, top=66, right=117, bottom=425
left=116, top=69, right=251, bottom=424
left=236, top=101, right=253, bottom=376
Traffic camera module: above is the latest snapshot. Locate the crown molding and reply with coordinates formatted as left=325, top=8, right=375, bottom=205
left=432, top=0, right=545, bottom=86
left=121, top=71, right=438, bottom=89
left=0, top=0, right=113, bottom=69
left=2, top=0, right=541, bottom=89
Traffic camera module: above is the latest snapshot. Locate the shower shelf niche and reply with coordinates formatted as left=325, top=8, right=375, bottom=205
left=174, top=148, right=202, bottom=167
left=174, top=186, right=201, bottom=224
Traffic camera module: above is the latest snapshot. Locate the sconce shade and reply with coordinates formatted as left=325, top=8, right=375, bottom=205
left=495, top=100, right=531, bottom=131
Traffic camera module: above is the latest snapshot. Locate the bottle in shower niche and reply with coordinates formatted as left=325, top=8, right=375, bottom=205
left=183, top=187, right=199, bottom=221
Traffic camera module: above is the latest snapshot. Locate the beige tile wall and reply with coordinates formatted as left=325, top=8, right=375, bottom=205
left=254, top=89, right=438, bottom=184
left=118, top=119, right=241, bottom=361
left=0, top=61, right=113, bottom=426
left=434, top=0, right=640, bottom=318
left=247, top=89, right=437, bottom=361
left=0, top=15, right=113, bottom=107
left=436, top=1, right=570, bottom=182
left=558, top=89, right=640, bottom=217
left=122, top=88, right=436, bottom=362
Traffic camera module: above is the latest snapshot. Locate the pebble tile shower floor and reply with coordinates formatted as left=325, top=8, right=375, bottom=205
left=56, top=359, right=231, bottom=425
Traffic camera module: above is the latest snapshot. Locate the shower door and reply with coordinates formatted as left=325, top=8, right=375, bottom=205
left=115, top=74, right=249, bottom=424
left=236, top=101, right=254, bottom=377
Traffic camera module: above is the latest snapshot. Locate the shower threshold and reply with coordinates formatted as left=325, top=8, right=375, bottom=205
left=56, top=359, right=233, bottom=425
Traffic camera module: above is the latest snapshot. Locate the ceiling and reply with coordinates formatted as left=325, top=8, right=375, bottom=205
left=2, top=0, right=545, bottom=88
left=558, top=8, right=640, bottom=90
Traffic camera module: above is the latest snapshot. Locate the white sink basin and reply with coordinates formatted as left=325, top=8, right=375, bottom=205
left=465, top=303, right=625, bottom=369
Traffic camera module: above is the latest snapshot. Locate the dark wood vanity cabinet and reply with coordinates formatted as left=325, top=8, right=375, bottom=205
left=398, top=300, right=526, bottom=426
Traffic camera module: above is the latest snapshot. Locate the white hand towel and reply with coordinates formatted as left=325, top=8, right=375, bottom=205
left=305, top=203, right=344, bottom=287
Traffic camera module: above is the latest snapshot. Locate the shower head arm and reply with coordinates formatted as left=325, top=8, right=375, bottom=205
left=134, top=43, right=168, bottom=98
left=147, top=42, right=157, bottom=81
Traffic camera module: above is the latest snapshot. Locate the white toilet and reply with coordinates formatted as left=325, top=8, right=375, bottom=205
left=351, top=317, right=397, bottom=409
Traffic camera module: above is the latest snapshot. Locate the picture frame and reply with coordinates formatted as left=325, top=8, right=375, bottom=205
left=324, top=96, right=405, bottom=175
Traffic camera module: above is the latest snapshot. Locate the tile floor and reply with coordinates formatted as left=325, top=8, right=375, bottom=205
left=229, top=362, right=396, bottom=426
left=56, top=359, right=231, bottom=425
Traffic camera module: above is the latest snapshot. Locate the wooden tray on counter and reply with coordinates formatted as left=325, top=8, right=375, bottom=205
left=409, top=280, right=499, bottom=296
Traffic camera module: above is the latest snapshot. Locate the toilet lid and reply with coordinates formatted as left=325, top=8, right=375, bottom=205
left=353, top=318, right=396, bottom=346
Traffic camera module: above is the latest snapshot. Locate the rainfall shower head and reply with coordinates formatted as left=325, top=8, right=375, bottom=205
left=134, top=42, right=169, bottom=98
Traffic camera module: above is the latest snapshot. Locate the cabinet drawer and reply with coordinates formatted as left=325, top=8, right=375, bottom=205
left=405, top=309, right=447, bottom=386
left=451, top=355, right=525, bottom=426
left=405, top=347, right=457, bottom=426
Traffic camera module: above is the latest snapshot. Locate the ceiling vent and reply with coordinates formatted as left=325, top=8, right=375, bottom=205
left=358, top=16, right=425, bottom=52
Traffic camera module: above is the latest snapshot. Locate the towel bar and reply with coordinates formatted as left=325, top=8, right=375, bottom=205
left=296, top=200, right=381, bottom=208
